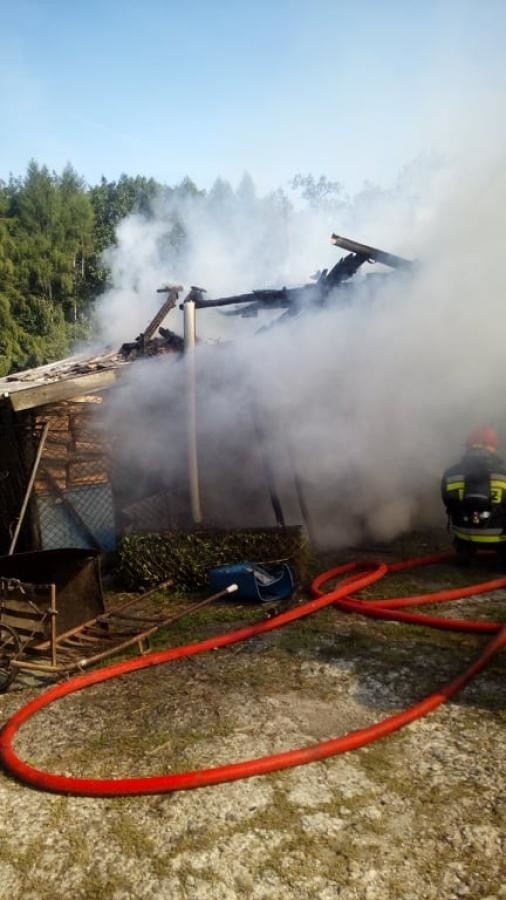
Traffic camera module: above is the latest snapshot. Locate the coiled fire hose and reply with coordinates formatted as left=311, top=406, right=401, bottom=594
left=1, top=551, right=505, bottom=796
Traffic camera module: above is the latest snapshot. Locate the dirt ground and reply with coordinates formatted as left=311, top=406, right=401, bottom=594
left=1, top=531, right=506, bottom=899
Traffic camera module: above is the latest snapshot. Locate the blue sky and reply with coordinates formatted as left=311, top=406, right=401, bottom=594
left=1, top=0, right=505, bottom=194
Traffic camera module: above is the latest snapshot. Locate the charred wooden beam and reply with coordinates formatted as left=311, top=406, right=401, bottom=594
left=120, top=287, right=186, bottom=359
left=188, top=284, right=321, bottom=312
left=182, top=233, right=410, bottom=320
left=157, top=328, right=185, bottom=351
left=143, top=285, right=182, bottom=340
left=324, top=251, right=369, bottom=289
left=331, top=234, right=413, bottom=270
left=133, top=285, right=182, bottom=354
left=187, top=290, right=259, bottom=309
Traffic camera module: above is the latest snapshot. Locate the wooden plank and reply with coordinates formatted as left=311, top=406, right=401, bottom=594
left=0, top=595, right=49, bottom=619
left=58, top=635, right=101, bottom=647
left=45, top=450, right=106, bottom=462
left=14, top=585, right=233, bottom=676
left=59, top=631, right=101, bottom=644
left=107, top=612, right=165, bottom=624
left=8, top=421, right=50, bottom=554
left=6, top=370, right=122, bottom=412
left=55, top=589, right=229, bottom=671
left=34, top=581, right=173, bottom=650
left=79, top=627, right=115, bottom=639
left=0, top=604, right=48, bottom=621
left=0, top=587, right=49, bottom=639
left=0, top=615, right=46, bottom=637
left=66, top=467, right=109, bottom=486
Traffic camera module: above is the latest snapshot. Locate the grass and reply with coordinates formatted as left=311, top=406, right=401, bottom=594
left=5, top=529, right=506, bottom=898
left=95, top=538, right=506, bottom=716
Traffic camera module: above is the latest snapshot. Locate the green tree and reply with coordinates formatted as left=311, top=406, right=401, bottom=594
left=0, top=161, right=94, bottom=371
left=86, top=173, right=162, bottom=296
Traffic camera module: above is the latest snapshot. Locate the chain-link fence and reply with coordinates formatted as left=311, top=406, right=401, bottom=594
left=33, top=400, right=116, bottom=552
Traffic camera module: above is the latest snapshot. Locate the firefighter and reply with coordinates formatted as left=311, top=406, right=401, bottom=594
left=441, top=426, right=506, bottom=566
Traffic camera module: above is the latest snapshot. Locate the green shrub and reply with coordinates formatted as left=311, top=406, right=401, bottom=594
left=118, top=527, right=308, bottom=592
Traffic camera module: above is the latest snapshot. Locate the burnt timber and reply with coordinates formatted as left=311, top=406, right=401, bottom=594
left=190, top=233, right=413, bottom=319
left=0, top=293, right=186, bottom=555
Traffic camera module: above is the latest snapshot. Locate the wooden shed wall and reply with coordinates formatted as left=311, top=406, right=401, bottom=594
left=0, top=394, right=118, bottom=554
left=33, top=395, right=111, bottom=493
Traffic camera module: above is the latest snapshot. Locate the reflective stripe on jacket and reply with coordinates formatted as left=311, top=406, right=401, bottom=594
left=451, top=526, right=506, bottom=543
left=442, top=448, right=506, bottom=543
left=442, top=473, right=506, bottom=504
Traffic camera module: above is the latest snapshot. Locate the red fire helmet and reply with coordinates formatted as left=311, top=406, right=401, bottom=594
left=465, top=426, right=499, bottom=451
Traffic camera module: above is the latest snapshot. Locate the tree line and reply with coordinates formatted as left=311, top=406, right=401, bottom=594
left=0, top=162, right=343, bottom=376
left=0, top=162, right=203, bottom=375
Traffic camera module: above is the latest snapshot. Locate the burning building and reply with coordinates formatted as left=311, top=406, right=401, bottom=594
left=0, top=236, right=411, bottom=556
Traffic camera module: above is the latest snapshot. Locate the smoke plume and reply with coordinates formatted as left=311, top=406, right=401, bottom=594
left=95, top=143, right=506, bottom=547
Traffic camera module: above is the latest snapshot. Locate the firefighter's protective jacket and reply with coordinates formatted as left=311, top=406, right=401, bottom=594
left=441, top=447, right=506, bottom=543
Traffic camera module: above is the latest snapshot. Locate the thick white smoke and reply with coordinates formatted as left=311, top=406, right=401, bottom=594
left=95, top=146, right=506, bottom=547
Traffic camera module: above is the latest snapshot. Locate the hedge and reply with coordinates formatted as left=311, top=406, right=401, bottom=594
left=118, top=527, right=308, bottom=592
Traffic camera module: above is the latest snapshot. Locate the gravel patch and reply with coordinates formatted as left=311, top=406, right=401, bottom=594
left=1, top=554, right=506, bottom=899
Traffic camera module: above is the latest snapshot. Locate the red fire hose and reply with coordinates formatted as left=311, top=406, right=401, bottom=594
left=1, top=552, right=505, bottom=796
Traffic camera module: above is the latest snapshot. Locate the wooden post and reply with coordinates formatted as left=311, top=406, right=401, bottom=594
left=251, top=396, right=285, bottom=528
left=286, top=433, right=315, bottom=544
left=9, top=422, right=50, bottom=555
left=184, top=296, right=202, bottom=524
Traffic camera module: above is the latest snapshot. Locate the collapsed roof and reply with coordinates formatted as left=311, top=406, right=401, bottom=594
left=189, top=234, right=413, bottom=322
left=0, top=234, right=412, bottom=412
